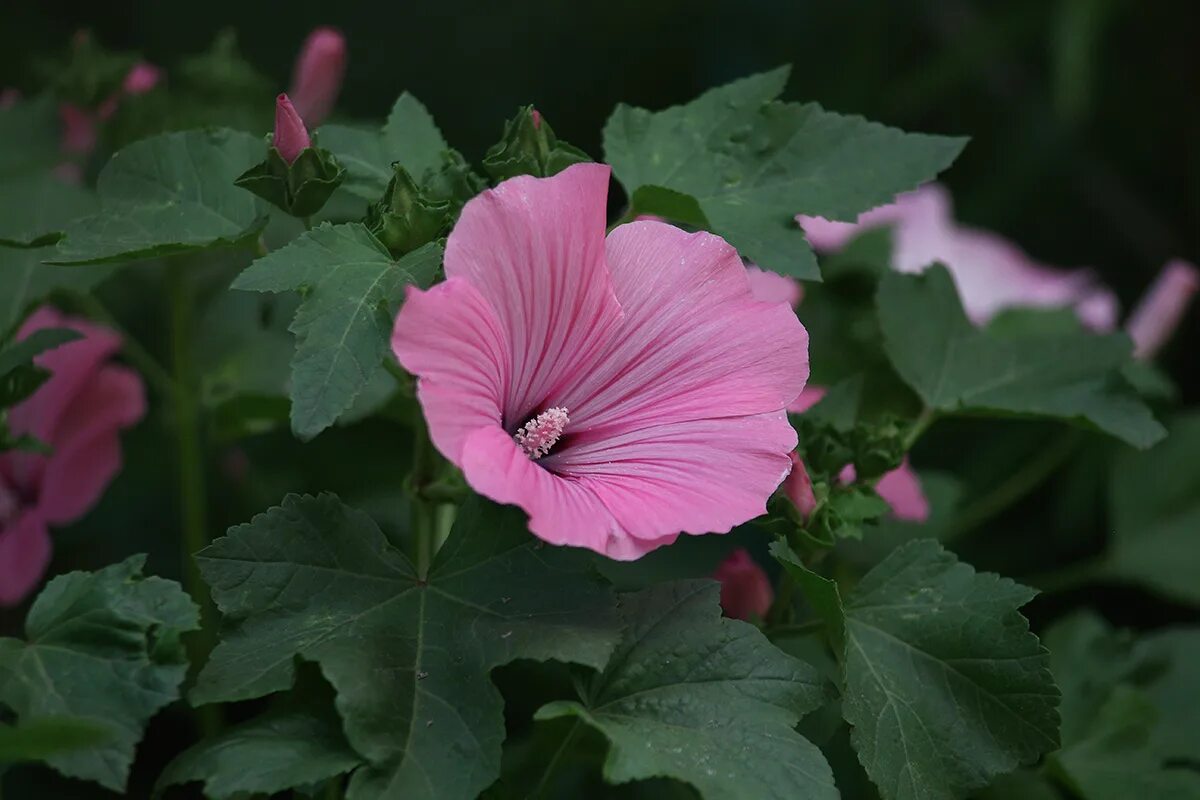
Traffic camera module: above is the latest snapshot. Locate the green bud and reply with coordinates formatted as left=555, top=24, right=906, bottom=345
left=365, top=164, right=449, bottom=257
left=234, top=142, right=346, bottom=219
left=482, top=105, right=590, bottom=182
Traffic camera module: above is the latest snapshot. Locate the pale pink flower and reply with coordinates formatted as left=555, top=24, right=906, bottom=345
left=746, top=265, right=803, bottom=307
left=393, top=164, right=809, bottom=559
left=713, top=548, right=774, bottom=621
left=1125, top=259, right=1199, bottom=360
left=0, top=308, right=146, bottom=606
left=289, top=26, right=347, bottom=126
left=798, top=184, right=1118, bottom=329
left=782, top=453, right=818, bottom=519
left=273, top=93, right=311, bottom=164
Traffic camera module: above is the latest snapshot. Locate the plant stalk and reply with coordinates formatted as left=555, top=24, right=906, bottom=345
left=532, top=719, right=582, bottom=798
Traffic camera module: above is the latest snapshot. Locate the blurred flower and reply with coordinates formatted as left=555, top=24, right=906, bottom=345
left=272, top=93, right=311, bottom=164
left=798, top=184, right=1118, bottom=329
left=393, top=163, right=809, bottom=559
left=782, top=452, right=817, bottom=519
left=0, top=308, right=146, bottom=606
left=58, top=60, right=165, bottom=158
left=746, top=265, right=802, bottom=307
left=289, top=26, right=346, bottom=126
left=1125, top=259, right=1199, bottom=360
left=713, top=548, right=774, bottom=621
left=122, top=61, right=163, bottom=95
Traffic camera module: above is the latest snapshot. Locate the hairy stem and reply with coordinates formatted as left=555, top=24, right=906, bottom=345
left=410, top=412, right=438, bottom=580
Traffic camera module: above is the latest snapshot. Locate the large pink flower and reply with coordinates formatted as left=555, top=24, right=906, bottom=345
left=0, top=308, right=145, bottom=605
left=393, top=164, right=809, bottom=559
left=798, top=184, right=1118, bottom=329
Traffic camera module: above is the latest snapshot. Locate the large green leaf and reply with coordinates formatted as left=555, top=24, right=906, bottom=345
left=231, top=223, right=440, bottom=439
left=0, top=718, right=112, bottom=764
left=320, top=92, right=449, bottom=200
left=877, top=266, right=1164, bottom=448
left=604, top=67, right=965, bottom=280
left=52, top=128, right=268, bottom=264
left=1105, top=411, right=1200, bottom=603
left=822, top=540, right=1060, bottom=800
left=0, top=556, right=199, bottom=791
left=0, top=173, right=99, bottom=248
left=0, top=96, right=61, bottom=179
left=157, top=696, right=361, bottom=799
left=192, top=493, right=619, bottom=800
left=537, top=580, right=837, bottom=800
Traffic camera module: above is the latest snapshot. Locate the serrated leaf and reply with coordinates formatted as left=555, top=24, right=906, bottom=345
left=192, top=493, right=619, bottom=800
left=537, top=580, right=837, bottom=800
left=770, top=542, right=845, bottom=650
left=156, top=699, right=360, bottom=799
left=51, top=128, right=268, bottom=264
left=0, top=556, right=199, bottom=791
left=878, top=266, right=1164, bottom=448
left=604, top=68, right=964, bottom=280
left=231, top=223, right=440, bottom=439
left=0, top=173, right=99, bottom=248
left=1105, top=410, right=1200, bottom=603
left=837, top=540, right=1060, bottom=800
left=320, top=93, right=448, bottom=200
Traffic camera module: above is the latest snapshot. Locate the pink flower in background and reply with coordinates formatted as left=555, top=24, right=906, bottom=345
left=713, top=548, right=774, bottom=621
left=782, top=453, right=817, bottom=519
left=122, top=61, right=162, bottom=95
left=289, top=26, right=347, bottom=126
left=1125, top=259, right=1199, bottom=359
left=393, top=163, right=809, bottom=559
left=0, top=308, right=146, bottom=606
left=272, top=93, right=311, bottom=164
left=746, top=265, right=803, bottom=307
left=58, top=60, right=164, bottom=158
left=797, top=184, right=1118, bottom=329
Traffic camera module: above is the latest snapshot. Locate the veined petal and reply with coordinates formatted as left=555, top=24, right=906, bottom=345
left=392, top=279, right=511, bottom=462
left=443, top=162, right=623, bottom=427
left=0, top=511, right=50, bottom=606
left=556, top=222, right=809, bottom=437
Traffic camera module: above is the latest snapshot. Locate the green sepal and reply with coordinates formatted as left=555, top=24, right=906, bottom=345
left=365, top=163, right=450, bottom=256
left=482, top=105, right=590, bottom=182
left=235, top=145, right=346, bottom=219
left=423, top=148, right=488, bottom=213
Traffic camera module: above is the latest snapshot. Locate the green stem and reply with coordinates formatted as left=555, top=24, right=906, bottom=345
left=903, top=407, right=938, bottom=451
left=532, top=719, right=581, bottom=798
left=410, top=414, right=437, bottom=580
left=302, top=215, right=314, bottom=231
left=168, top=266, right=219, bottom=736
left=69, top=291, right=174, bottom=397
left=949, top=430, right=1082, bottom=538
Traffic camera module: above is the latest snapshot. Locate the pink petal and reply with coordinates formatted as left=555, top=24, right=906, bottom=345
left=713, top=548, right=774, bottom=621
left=0, top=511, right=51, bottom=607
left=873, top=458, right=930, bottom=522
left=782, top=452, right=817, bottom=519
left=59, top=103, right=97, bottom=156
left=1125, top=259, right=1200, bottom=359
left=746, top=265, right=803, bottom=307
left=392, top=278, right=511, bottom=461
left=36, top=365, right=145, bottom=525
left=289, top=26, right=347, bottom=126
left=786, top=385, right=826, bottom=415
left=442, top=162, right=623, bottom=427
left=273, top=93, right=311, bottom=164
left=122, top=62, right=163, bottom=95
left=555, top=221, right=809, bottom=438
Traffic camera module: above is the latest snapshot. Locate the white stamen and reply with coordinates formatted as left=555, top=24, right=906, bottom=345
left=515, top=407, right=569, bottom=459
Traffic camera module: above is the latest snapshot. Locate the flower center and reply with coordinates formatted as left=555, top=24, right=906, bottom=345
left=514, top=407, right=569, bottom=459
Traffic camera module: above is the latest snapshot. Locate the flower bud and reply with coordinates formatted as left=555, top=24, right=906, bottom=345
left=273, top=93, right=311, bottom=164
left=289, top=26, right=347, bottom=126
left=123, top=62, right=163, bottom=95
left=1126, top=259, right=1199, bottom=360
left=783, top=452, right=818, bottom=520
left=482, top=105, right=590, bottom=182
left=712, top=549, right=774, bottom=621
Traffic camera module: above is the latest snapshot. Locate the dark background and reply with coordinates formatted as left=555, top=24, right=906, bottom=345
left=3, top=0, right=1197, bottom=402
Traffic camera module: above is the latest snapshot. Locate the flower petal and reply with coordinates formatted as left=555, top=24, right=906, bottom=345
left=556, top=222, right=809, bottom=438
left=746, top=266, right=802, bottom=307
left=0, top=511, right=50, bottom=607
left=874, top=458, right=930, bottom=522
left=443, top=162, right=622, bottom=427
left=392, top=279, right=511, bottom=461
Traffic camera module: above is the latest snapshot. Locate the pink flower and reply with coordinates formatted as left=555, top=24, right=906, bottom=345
left=531, top=108, right=543, bottom=131
left=289, top=26, right=347, bottom=126
left=746, top=265, right=803, bottom=307
left=0, top=308, right=146, bottom=606
left=122, top=61, right=163, bottom=95
left=59, top=103, right=98, bottom=155
left=393, top=164, right=809, bottom=559
left=712, top=548, right=774, bottom=621
left=273, top=93, right=311, bottom=164
left=797, top=184, right=1118, bottom=329
left=1125, top=259, right=1199, bottom=359
left=782, top=453, right=817, bottom=519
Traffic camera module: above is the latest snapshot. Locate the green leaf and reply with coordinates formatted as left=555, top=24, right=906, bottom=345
left=51, top=128, right=268, bottom=265
left=627, top=185, right=710, bottom=229
left=537, top=580, right=837, bottom=800
left=1105, top=411, right=1200, bottom=603
left=0, top=173, right=99, bottom=248
left=836, top=540, right=1060, bottom=800
left=192, top=493, right=619, bottom=800
left=0, top=718, right=112, bottom=764
left=1140, top=627, right=1200, bottom=762
left=231, top=223, right=441, bottom=439
left=0, top=96, right=61, bottom=179
left=0, top=327, right=81, bottom=374
left=604, top=67, right=965, bottom=280
left=770, top=543, right=845, bottom=650
left=319, top=93, right=449, bottom=200
left=878, top=266, right=1164, bottom=448
left=0, top=556, right=199, bottom=791
left=157, top=698, right=361, bottom=799
left=0, top=247, right=115, bottom=335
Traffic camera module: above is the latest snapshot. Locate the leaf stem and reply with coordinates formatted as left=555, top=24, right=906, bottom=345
left=168, top=265, right=219, bottom=736
left=68, top=291, right=175, bottom=397
left=903, top=407, right=938, bottom=450
left=532, top=718, right=582, bottom=798
left=410, top=411, right=438, bottom=580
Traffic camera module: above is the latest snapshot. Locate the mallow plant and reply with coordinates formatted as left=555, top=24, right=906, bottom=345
left=0, top=25, right=1197, bottom=800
